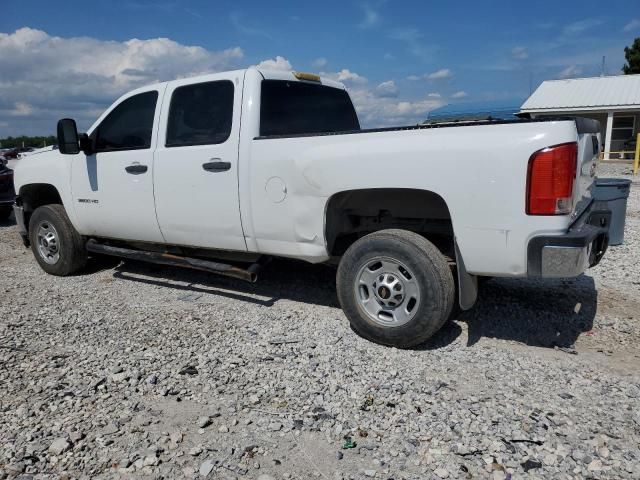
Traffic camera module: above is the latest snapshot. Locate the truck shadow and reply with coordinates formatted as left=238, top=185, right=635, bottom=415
left=108, top=257, right=339, bottom=309
left=455, top=275, right=597, bottom=349
left=107, top=258, right=596, bottom=350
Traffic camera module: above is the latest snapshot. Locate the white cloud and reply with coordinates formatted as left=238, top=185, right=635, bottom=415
left=407, top=69, right=452, bottom=81
left=427, top=92, right=441, bottom=98
left=562, top=18, right=603, bottom=36
left=511, top=46, right=528, bottom=60
left=255, top=56, right=293, bottom=71
left=357, top=3, right=381, bottom=29
left=0, top=27, right=244, bottom=135
left=374, top=80, right=398, bottom=98
left=558, top=65, right=583, bottom=79
left=427, top=68, right=452, bottom=80
left=451, top=91, right=468, bottom=99
left=321, top=69, right=368, bottom=85
left=311, top=57, right=328, bottom=69
left=349, top=89, right=445, bottom=127
left=624, top=19, right=640, bottom=32
left=318, top=68, right=444, bottom=125
left=0, top=27, right=444, bottom=134
left=10, top=102, right=34, bottom=116
left=319, top=69, right=445, bottom=125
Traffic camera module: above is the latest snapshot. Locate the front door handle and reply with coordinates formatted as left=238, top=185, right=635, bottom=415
left=125, top=164, right=148, bottom=174
left=202, top=160, right=231, bottom=172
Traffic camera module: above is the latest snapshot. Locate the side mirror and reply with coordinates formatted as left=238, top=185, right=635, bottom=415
left=57, top=118, right=80, bottom=155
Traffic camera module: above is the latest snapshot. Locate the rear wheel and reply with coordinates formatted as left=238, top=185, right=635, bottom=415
left=337, top=229, right=455, bottom=348
left=29, top=204, right=87, bottom=276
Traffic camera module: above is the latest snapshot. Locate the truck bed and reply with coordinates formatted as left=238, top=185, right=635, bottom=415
left=255, top=117, right=599, bottom=140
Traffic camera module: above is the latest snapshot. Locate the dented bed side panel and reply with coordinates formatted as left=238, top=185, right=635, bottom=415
left=241, top=120, right=580, bottom=276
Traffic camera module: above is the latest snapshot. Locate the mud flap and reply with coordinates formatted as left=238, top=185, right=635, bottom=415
left=455, top=241, right=478, bottom=310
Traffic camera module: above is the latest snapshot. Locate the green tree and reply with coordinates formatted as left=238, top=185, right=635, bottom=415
left=623, top=38, right=640, bottom=74
left=0, top=135, right=56, bottom=149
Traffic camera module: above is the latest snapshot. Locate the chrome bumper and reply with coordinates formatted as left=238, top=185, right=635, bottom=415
left=539, top=244, right=591, bottom=278
left=528, top=201, right=610, bottom=278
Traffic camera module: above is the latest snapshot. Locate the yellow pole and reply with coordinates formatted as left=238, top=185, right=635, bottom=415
left=634, top=133, right=640, bottom=175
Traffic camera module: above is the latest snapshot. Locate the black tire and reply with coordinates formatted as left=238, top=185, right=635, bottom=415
left=29, top=204, right=87, bottom=276
left=337, top=229, right=455, bottom=348
left=0, top=206, right=11, bottom=221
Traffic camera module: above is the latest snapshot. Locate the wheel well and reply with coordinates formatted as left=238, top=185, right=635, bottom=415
left=325, top=188, right=454, bottom=257
left=18, top=183, right=63, bottom=230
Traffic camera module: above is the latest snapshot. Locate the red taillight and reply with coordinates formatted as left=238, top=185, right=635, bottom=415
left=526, top=142, right=577, bottom=215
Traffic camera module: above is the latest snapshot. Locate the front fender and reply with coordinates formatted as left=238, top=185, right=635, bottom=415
left=13, top=151, right=80, bottom=230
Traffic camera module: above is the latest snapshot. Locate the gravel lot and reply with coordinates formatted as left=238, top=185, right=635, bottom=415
left=1, top=164, right=639, bottom=479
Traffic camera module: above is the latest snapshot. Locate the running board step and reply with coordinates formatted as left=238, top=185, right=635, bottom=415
left=85, top=240, right=266, bottom=283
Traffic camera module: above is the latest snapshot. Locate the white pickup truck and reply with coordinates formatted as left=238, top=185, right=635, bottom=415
left=13, top=67, right=612, bottom=348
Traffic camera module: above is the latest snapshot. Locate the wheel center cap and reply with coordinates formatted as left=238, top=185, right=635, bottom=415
left=378, top=286, right=390, bottom=299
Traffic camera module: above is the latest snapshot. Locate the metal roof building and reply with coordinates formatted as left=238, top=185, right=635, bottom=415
left=520, top=74, right=640, bottom=159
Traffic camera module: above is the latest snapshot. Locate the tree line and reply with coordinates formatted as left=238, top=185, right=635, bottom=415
left=0, top=136, right=57, bottom=149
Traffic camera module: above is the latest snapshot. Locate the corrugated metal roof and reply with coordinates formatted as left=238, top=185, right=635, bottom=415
left=521, top=74, right=640, bottom=112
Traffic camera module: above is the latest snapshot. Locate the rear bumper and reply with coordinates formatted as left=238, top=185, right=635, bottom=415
left=527, top=201, right=611, bottom=278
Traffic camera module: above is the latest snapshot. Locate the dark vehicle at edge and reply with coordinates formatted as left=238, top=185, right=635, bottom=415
left=0, top=164, right=15, bottom=220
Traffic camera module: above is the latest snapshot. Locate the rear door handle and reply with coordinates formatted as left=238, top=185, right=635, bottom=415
left=202, top=160, right=231, bottom=172
left=125, top=164, right=148, bottom=174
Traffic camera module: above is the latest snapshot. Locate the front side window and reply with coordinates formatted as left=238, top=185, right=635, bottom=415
left=260, top=80, right=360, bottom=137
left=166, top=80, right=234, bottom=147
left=93, top=91, right=158, bottom=152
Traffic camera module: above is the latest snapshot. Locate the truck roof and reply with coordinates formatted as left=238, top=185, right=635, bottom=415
left=122, top=68, right=346, bottom=98
left=254, top=68, right=346, bottom=90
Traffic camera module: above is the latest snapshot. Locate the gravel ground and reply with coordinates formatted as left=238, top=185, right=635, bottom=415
left=1, top=164, right=639, bottom=480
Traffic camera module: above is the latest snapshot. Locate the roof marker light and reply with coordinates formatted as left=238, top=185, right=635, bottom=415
left=293, top=72, right=321, bottom=82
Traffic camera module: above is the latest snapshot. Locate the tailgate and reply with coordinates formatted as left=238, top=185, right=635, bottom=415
left=572, top=118, right=600, bottom=219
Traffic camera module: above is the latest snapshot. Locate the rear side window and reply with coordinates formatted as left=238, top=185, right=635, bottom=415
left=94, top=91, right=158, bottom=152
left=166, top=81, right=234, bottom=147
left=260, top=80, right=360, bottom=137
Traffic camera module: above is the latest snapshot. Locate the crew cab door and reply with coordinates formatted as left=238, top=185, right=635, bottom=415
left=154, top=72, right=246, bottom=251
left=70, top=87, right=166, bottom=242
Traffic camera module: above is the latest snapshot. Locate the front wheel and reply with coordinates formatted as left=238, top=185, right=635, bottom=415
left=337, top=229, right=455, bottom=348
left=28, top=204, right=87, bottom=276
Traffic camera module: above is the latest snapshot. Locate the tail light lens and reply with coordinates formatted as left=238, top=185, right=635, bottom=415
left=526, top=142, right=577, bottom=215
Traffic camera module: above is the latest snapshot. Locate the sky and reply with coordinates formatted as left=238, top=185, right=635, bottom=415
left=1, top=0, right=639, bottom=136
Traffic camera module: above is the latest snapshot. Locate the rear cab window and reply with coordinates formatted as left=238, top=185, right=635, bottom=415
left=166, top=80, right=234, bottom=147
left=260, top=80, right=360, bottom=137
